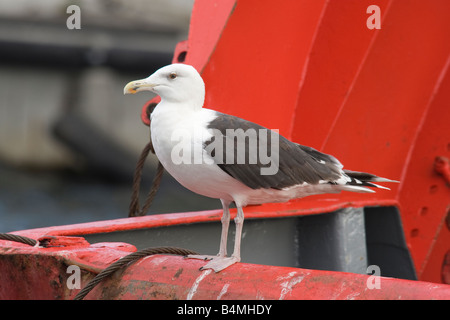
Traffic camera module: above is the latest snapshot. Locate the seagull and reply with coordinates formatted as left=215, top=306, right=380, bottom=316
left=124, top=63, right=397, bottom=272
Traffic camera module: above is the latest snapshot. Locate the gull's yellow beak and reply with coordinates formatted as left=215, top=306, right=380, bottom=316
left=123, top=79, right=157, bottom=95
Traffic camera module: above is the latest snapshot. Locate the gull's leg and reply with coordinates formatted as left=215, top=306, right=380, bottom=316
left=230, top=205, right=244, bottom=261
left=199, top=205, right=244, bottom=272
left=186, top=199, right=231, bottom=261
left=217, top=199, right=231, bottom=257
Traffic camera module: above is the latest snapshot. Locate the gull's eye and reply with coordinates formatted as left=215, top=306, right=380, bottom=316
left=169, top=72, right=177, bottom=80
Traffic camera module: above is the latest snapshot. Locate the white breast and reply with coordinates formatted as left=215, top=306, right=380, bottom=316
left=150, top=103, right=248, bottom=202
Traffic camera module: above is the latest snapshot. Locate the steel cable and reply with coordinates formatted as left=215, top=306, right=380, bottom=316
left=74, top=246, right=199, bottom=300
left=0, top=233, right=37, bottom=246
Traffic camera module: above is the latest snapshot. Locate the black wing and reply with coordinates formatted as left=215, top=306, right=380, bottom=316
left=204, top=112, right=343, bottom=190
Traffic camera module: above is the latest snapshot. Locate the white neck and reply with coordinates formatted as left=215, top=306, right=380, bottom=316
left=160, top=84, right=205, bottom=111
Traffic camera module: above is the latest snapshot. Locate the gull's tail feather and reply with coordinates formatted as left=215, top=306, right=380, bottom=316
left=342, top=169, right=399, bottom=191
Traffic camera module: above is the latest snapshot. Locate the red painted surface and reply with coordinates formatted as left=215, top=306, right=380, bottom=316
left=1, top=0, right=449, bottom=299
left=435, top=156, right=450, bottom=185
left=0, top=238, right=135, bottom=299
left=92, top=255, right=450, bottom=300
left=157, top=0, right=450, bottom=283
left=1, top=236, right=449, bottom=300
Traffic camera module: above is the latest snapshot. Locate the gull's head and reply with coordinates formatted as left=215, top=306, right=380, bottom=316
left=124, top=63, right=205, bottom=109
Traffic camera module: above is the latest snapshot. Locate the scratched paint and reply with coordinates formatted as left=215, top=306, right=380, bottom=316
left=278, top=272, right=306, bottom=300
left=187, top=269, right=212, bottom=300
left=217, top=283, right=230, bottom=300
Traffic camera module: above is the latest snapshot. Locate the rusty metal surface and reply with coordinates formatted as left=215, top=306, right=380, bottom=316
left=0, top=238, right=134, bottom=299
left=1, top=237, right=449, bottom=300
left=99, top=255, right=450, bottom=300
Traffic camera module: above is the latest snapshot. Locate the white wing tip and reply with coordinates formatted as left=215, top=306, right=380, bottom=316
left=340, top=185, right=376, bottom=193
left=372, top=177, right=400, bottom=183
left=371, top=183, right=391, bottom=190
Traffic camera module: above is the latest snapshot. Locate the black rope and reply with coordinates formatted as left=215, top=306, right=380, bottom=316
left=74, top=246, right=199, bottom=300
left=0, top=233, right=37, bottom=246
left=128, top=140, right=164, bottom=217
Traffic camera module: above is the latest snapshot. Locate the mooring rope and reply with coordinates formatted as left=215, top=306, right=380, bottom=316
left=128, top=140, right=164, bottom=217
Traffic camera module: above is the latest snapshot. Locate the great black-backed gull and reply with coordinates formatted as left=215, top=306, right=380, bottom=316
left=124, top=63, right=397, bottom=272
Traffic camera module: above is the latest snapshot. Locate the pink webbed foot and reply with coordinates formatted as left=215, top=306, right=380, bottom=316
left=185, top=254, right=216, bottom=261
left=199, top=255, right=240, bottom=272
